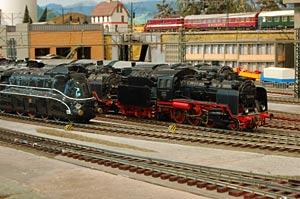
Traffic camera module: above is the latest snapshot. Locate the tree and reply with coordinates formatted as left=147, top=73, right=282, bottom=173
left=177, top=0, right=203, bottom=16
left=38, top=7, right=48, bottom=22
left=156, top=0, right=175, bottom=18
left=252, top=0, right=285, bottom=11
left=176, top=0, right=255, bottom=15
left=23, top=5, right=31, bottom=23
left=256, top=0, right=279, bottom=10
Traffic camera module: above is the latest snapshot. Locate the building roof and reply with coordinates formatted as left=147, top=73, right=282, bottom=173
left=259, top=10, right=294, bottom=17
left=92, top=1, right=128, bottom=17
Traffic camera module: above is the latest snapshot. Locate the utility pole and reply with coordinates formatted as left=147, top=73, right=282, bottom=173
left=129, top=1, right=134, bottom=61
left=226, top=0, right=229, bottom=29
left=130, top=1, right=133, bottom=33
left=62, top=8, right=64, bottom=24
left=179, top=27, right=186, bottom=63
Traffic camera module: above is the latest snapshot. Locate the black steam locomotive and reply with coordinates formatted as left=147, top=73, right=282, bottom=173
left=0, top=62, right=96, bottom=122
left=116, top=63, right=269, bottom=130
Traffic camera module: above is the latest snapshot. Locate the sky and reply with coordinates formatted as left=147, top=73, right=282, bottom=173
left=37, top=0, right=141, bottom=6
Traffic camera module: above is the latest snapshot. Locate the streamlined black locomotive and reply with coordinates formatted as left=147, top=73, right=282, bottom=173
left=117, top=64, right=269, bottom=130
left=0, top=64, right=96, bottom=122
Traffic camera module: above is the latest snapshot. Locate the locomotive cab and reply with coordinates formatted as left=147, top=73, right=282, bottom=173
left=157, top=76, right=174, bottom=101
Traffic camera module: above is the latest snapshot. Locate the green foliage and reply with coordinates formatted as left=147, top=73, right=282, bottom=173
left=171, top=0, right=256, bottom=16
left=156, top=0, right=175, bottom=18
left=177, top=0, right=203, bottom=16
left=23, top=5, right=31, bottom=23
left=255, top=0, right=280, bottom=11
left=39, top=7, right=48, bottom=22
left=249, top=0, right=286, bottom=11
left=206, top=0, right=254, bottom=14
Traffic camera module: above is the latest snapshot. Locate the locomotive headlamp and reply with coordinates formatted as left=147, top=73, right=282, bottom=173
left=78, top=109, right=84, bottom=116
left=245, top=109, right=249, bottom=114
left=75, top=103, right=82, bottom=110
left=261, top=105, right=266, bottom=111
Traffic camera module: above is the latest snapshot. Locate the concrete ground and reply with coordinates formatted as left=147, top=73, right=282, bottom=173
left=269, top=102, right=300, bottom=114
left=0, top=146, right=208, bottom=199
left=0, top=119, right=299, bottom=177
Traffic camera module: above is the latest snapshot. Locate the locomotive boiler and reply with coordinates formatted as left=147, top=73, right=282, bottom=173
left=0, top=64, right=96, bottom=122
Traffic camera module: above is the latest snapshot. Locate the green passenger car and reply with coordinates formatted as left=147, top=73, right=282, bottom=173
left=258, top=10, right=294, bottom=29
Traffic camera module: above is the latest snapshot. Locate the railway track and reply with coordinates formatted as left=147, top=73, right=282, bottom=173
left=1, top=112, right=300, bottom=156
left=262, top=111, right=300, bottom=131
left=268, top=96, right=300, bottom=105
left=0, top=127, right=299, bottom=199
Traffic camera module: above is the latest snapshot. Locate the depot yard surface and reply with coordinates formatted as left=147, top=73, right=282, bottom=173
left=0, top=118, right=300, bottom=176
left=0, top=146, right=207, bottom=199
left=0, top=102, right=299, bottom=199
left=269, top=102, right=300, bottom=114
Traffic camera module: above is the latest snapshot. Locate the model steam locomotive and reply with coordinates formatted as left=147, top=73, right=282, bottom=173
left=0, top=59, right=270, bottom=130
left=81, top=61, right=269, bottom=130
left=0, top=61, right=96, bottom=122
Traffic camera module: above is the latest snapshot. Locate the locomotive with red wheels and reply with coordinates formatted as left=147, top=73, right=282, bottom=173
left=117, top=64, right=270, bottom=131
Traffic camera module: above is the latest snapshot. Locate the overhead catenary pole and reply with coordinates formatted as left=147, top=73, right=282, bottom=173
left=129, top=1, right=133, bottom=60
left=130, top=1, right=133, bottom=33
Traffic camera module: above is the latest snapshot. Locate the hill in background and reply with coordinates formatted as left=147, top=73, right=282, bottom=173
left=38, top=0, right=174, bottom=24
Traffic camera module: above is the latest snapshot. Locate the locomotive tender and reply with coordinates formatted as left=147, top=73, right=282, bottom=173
left=0, top=63, right=96, bottom=122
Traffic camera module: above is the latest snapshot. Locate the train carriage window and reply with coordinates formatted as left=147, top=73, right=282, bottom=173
left=266, top=17, right=272, bottom=22
left=290, top=16, right=294, bottom=22
left=282, top=16, right=288, bottom=22
left=274, top=17, right=280, bottom=22
left=158, top=79, right=165, bottom=88
left=166, top=79, right=172, bottom=89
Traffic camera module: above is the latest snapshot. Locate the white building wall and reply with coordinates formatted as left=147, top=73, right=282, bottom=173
left=0, top=0, right=37, bottom=25
left=0, top=24, right=29, bottom=60
left=91, top=4, right=129, bottom=33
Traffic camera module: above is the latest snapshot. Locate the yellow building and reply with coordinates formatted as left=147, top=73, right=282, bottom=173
left=29, top=24, right=104, bottom=60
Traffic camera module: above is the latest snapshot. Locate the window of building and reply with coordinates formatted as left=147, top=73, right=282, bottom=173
left=120, top=5, right=123, bottom=13
left=121, top=16, right=124, bottom=23
left=282, top=16, right=288, bottom=22
left=212, top=45, right=218, bottom=54
left=198, top=45, right=203, bottom=54
left=257, top=44, right=263, bottom=54
left=35, top=48, right=50, bottom=58
left=249, top=44, right=257, bottom=55
left=56, top=47, right=71, bottom=57
left=115, top=25, right=118, bottom=32
left=190, top=46, right=194, bottom=54
left=239, top=45, right=247, bottom=55
left=193, top=45, right=198, bottom=54
left=266, top=44, right=272, bottom=54
left=77, top=47, right=91, bottom=59
left=186, top=46, right=191, bottom=54
left=218, top=45, right=224, bottom=54
left=107, top=16, right=109, bottom=22
left=204, top=45, right=210, bottom=54
left=6, top=38, right=17, bottom=60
